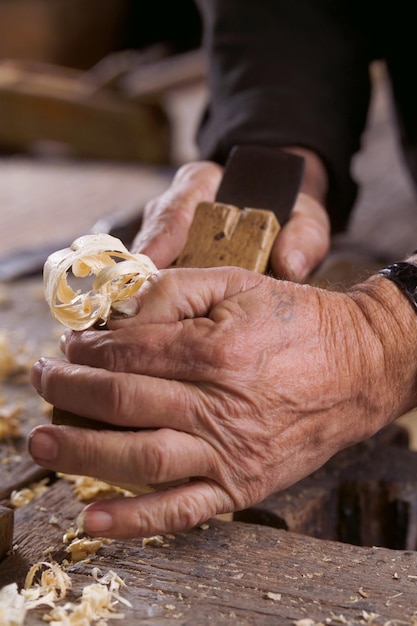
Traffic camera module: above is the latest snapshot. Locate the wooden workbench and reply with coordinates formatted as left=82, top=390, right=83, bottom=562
left=4, top=476, right=417, bottom=625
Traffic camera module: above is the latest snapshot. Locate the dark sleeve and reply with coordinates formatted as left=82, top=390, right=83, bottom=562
left=195, top=0, right=374, bottom=232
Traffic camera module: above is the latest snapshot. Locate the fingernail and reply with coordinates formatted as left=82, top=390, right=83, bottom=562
left=59, top=333, right=66, bottom=353
left=29, top=429, right=58, bottom=462
left=83, top=509, right=113, bottom=534
left=30, top=359, right=44, bottom=393
left=285, top=250, right=307, bottom=281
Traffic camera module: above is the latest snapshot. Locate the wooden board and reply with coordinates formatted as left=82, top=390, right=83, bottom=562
left=2, top=478, right=417, bottom=624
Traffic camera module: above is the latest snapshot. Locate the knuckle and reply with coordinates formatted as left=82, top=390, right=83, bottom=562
left=99, top=374, right=128, bottom=422
left=64, top=333, right=82, bottom=363
left=174, top=161, right=208, bottom=182
left=175, top=161, right=223, bottom=197
left=166, top=496, right=204, bottom=531
left=140, top=430, right=172, bottom=483
left=85, top=333, right=140, bottom=374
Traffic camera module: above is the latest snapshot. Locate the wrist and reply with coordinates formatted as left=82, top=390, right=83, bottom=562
left=348, top=270, right=417, bottom=426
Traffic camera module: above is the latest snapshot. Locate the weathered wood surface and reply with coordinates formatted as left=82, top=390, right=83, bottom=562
left=0, top=278, right=58, bottom=500
left=3, top=478, right=417, bottom=624
left=0, top=157, right=172, bottom=262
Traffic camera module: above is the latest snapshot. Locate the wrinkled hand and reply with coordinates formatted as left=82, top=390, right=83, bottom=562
left=132, top=157, right=330, bottom=281
left=28, top=267, right=409, bottom=539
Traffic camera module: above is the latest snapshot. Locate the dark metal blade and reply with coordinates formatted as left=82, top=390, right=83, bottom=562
left=215, top=145, right=305, bottom=224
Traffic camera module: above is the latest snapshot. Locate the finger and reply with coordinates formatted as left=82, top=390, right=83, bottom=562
left=79, top=479, right=233, bottom=539
left=131, top=162, right=223, bottom=268
left=28, top=424, right=212, bottom=487
left=271, top=193, right=330, bottom=281
left=60, top=268, right=266, bottom=376
left=30, top=358, right=201, bottom=429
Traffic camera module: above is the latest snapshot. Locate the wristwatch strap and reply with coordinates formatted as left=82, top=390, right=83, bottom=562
left=378, top=262, right=417, bottom=312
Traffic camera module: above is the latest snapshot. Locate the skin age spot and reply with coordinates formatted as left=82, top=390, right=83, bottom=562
left=271, top=290, right=295, bottom=323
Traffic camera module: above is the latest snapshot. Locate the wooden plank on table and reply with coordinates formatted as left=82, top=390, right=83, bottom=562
left=2, top=477, right=417, bottom=624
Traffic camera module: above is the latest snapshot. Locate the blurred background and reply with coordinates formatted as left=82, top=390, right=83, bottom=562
left=0, top=0, right=207, bottom=270
left=0, top=1, right=202, bottom=69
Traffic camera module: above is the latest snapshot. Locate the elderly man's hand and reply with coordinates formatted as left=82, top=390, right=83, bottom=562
left=28, top=267, right=416, bottom=539
left=132, top=153, right=330, bottom=281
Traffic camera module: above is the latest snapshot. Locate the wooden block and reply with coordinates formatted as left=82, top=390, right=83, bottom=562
left=0, top=506, right=14, bottom=561
left=235, top=476, right=339, bottom=540
left=176, top=201, right=280, bottom=273
left=338, top=445, right=417, bottom=550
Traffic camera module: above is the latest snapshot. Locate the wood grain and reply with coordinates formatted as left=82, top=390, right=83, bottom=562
left=2, top=479, right=417, bottom=624
left=176, top=202, right=280, bottom=273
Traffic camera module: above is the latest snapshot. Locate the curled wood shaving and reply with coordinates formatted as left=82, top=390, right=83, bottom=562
left=142, top=535, right=165, bottom=548
left=0, top=565, right=130, bottom=625
left=43, top=233, right=157, bottom=330
left=66, top=537, right=112, bottom=564
left=59, top=474, right=134, bottom=502
left=23, top=561, right=72, bottom=607
left=10, top=478, right=50, bottom=508
left=0, top=583, right=27, bottom=626
left=43, top=567, right=131, bottom=624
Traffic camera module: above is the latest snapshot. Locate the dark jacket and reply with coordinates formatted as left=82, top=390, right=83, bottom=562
left=195, top=0, right=417, bottom=232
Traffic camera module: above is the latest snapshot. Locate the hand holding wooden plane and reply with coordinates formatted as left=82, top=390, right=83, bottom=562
left=131, top=147, right=330, bottom=282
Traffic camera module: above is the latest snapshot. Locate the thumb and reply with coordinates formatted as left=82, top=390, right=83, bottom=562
left=131, top=162, right=223, bottom=268
left=270, top=193, right=330, bottom=281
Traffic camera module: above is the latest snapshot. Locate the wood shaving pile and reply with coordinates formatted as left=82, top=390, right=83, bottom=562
left=43, top=233, right=157, bottom=330
left=24, top=561, right=72, bottom=606
left=10, top=478, right=50, bottom=508
left=0, top=583, right=26, bottom=626
left=65, top=536, right=113, bottom=564
left=0, top=564, right=131, bottom=625
left=59, top=473, right=134, bottom=502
